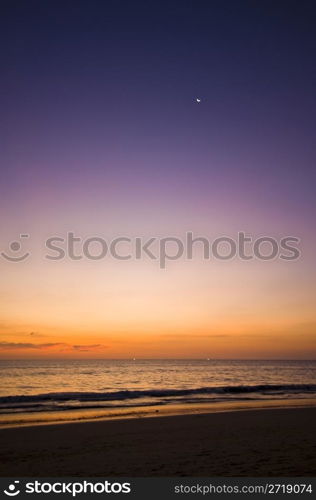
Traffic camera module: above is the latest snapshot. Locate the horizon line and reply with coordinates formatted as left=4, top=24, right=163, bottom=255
left=0, top=357, right=315, bottom=361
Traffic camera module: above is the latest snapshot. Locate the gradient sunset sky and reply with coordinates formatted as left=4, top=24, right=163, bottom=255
left=1, top=0, right=316, bottom=359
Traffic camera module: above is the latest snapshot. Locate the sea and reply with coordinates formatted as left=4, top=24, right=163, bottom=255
left=0, top=359, right=315, bottom=423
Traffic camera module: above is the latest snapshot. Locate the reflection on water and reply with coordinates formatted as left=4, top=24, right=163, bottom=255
left=0, top=359, right=315, bottom=424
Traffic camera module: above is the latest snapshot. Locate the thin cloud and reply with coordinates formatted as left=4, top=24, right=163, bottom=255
left=72, top=344, right=107, bottom=351
left=161, top=334, right=232, bottom=339
left=0, top=342, right=66, bottom=350
left=0, top=341, right=108, bottom=352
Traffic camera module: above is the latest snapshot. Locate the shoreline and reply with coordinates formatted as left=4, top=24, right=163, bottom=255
left=1, top=405, right=315, bottom=476
left=1, top=397, right=316, bottom=429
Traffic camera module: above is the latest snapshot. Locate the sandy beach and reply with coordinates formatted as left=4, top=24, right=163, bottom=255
left=1, top=406, right=315, bottom=477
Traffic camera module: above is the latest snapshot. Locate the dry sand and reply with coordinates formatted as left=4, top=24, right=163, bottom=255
left=1, top=406, right=316, bottom=476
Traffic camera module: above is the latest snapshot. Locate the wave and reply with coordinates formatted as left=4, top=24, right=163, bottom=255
left=1, top=383, right=316, bottom=406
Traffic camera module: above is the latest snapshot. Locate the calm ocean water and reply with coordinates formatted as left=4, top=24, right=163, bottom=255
left=0, top=359, right=315, bottom=416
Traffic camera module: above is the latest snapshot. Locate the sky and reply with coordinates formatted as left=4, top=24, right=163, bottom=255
left=1, top=0, right=316, bottom=358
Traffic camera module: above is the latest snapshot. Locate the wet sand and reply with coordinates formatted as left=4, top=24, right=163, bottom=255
left=1, top=406, right=316, bottom=476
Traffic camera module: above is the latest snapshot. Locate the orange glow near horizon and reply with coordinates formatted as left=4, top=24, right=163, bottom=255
left=1, top=253, right=315, bottom=360
left=1, top=193, right=316, bottom=361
